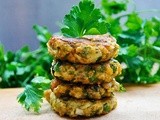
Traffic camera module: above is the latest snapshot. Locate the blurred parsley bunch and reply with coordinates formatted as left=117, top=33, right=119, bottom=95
left=0, top=25, right=52, bottom=88
left=101, top=0, right=160, bottom=84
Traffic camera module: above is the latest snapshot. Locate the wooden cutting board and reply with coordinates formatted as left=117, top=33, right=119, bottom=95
left=0, top=84, right=160, bottom=120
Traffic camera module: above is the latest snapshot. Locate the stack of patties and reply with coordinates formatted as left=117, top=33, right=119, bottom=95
left=46, top=34, right=122, bottom=118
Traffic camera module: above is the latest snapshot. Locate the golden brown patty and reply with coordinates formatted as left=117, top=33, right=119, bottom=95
left=51, top=59, right=122, bottom=84
left=51, top=79, right=120, bottom=100
left=48, top=92, right=117, bottom=118
left=47, top=34, right=119, bottom=64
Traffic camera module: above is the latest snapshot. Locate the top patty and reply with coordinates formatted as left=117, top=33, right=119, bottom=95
left=47, top=34, right=119, bottom=64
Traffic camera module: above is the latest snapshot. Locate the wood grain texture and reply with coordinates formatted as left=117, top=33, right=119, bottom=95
left=0, top=84, right=160, bottom=120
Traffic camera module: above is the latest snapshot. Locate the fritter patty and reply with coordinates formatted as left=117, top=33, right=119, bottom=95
left=47, top=34, right=119, bottom=64
left=51, top=59, right=122, bottom=84
left=51, top=79, right=120, bottom=100
left=48, top=92, right=117, bottom=118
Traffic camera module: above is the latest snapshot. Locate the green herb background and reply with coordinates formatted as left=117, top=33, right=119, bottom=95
left=0, top=0, right=160, bottom=112
left=0, top=25, right=53, bottom=88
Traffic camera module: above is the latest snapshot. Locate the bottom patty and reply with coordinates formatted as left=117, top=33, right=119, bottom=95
left=48, top=92, right=117, bottom=118
left=51, top=79, right=120, bottom=100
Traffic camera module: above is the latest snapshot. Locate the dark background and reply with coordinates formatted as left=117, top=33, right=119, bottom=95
left=0, top=0, right=160, bottom=51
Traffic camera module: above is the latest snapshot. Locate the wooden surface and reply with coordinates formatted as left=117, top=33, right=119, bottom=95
left=0, top=84, right=160, bottom=120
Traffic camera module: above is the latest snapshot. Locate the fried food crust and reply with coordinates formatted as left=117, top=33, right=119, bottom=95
left=47, top=34, right=119, bottom=64
left=51, top=79, right=120, bottom=100
left=49, top=92, right=117, bottom=117
left=51, top=59, right=122, bottom=84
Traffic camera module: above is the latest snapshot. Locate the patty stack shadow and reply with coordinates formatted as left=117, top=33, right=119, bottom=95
left=45, top=34, right=122, bottom=118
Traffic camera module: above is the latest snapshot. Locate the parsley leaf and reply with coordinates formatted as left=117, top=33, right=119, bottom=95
left=33, top=25, right=52, bottom=47
left=61, top=0, right=108, bottom=37
left=125, top=13, right=143, bottom=31
left=101, top=0, right=128, bottom=15
left=106, top=16, right=122, bottom=37
left=17, top=76, right=51, bottom=112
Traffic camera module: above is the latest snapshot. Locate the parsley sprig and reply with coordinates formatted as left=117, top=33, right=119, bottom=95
left=61, top=0, right=108, bottom=37
left=17, top=77, right=51, bottom=112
